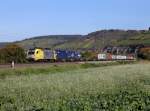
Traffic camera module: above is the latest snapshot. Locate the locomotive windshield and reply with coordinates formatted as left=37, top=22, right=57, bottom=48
left=28, top=50, right=35, bottom=55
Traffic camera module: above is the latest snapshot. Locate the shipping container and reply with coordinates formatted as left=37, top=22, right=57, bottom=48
left=98, top=54, right=107, bottom=60
left=111, top=55, right=117, bottom=60
left=116, top=55, right=127, bottom=60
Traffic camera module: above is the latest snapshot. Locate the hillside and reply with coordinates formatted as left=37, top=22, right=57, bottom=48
left=0, top=42, right=10, bottom=48
left=15, top=35, right=82, bottom=49
left=54, top=30, right=150, bottom=49
left=116, top=31, right=150, bottom=46
left=1, top=30, right=150, bottom=49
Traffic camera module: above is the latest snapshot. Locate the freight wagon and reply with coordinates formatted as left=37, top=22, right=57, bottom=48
left=98, top=53, right=135, bottom=61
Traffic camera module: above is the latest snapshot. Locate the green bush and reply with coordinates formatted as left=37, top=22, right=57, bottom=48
left=81, top=51, right=98, bottom=61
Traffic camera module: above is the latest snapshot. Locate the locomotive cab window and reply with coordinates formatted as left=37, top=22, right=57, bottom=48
left=28, top=51, right=34, bottom=55
left=36, top=51, right=39, bottom=54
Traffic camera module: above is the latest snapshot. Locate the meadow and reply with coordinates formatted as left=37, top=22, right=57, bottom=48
left=0, top=62, right=150, bottom=111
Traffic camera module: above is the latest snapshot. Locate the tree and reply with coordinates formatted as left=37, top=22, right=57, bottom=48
left=0, top=44, right=26, bottom=63
left=138, top=47, right=150, bottom=60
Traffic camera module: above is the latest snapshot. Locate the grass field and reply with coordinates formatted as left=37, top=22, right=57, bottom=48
left=0, top=62, right=150, bottom=111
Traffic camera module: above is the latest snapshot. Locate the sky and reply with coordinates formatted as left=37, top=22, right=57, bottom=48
left=0, top=0, right=150, bottom=42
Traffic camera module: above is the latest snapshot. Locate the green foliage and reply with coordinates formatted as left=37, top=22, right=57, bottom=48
left=49, top=90, right=150, bottom=111
left=81, top=51, right=98, bottom=61
left=0, top=44, right=26, bottom=63
left=0, top=61, right=136, bottom=78
left=0, top=63, right=150, bottom=110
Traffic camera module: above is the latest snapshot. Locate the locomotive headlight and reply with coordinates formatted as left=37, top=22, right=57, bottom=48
left=27, top=54, right=34, bottom=59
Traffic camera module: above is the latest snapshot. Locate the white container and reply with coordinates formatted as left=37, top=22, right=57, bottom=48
left=112, top=55, right=117, bottom=60
left=98, top=54, right=107, bottom=60
left=116, top=55, right=127, bottom=60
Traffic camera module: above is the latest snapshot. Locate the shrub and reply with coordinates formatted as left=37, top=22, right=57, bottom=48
left=81, top=51, right=98, bottom=61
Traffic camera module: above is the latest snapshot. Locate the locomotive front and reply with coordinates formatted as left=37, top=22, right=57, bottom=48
left=26, top=49, right=36, bottom=61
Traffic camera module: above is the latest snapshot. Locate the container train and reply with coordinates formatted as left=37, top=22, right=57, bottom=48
left=26, top=48, right=136, bottom=62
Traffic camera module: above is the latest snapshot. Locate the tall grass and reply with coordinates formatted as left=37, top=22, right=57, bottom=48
left=0, top=63, right=150, bottom=110
left=0, top=61, right=136, bottom=78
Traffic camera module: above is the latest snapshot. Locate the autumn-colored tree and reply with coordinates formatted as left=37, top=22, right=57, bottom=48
left=138, top=47, right=150, bottom=60
left=0, top=44, right=26, bottom=63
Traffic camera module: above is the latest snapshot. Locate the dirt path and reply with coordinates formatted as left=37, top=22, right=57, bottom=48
left=0, top=62, right=81, bottom=69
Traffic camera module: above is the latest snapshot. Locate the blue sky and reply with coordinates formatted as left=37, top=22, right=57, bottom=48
left=0, top=0, right=150, bottom=42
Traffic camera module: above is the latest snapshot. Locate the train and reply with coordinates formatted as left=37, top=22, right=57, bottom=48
left=26, top=48, right=136, bottom=62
